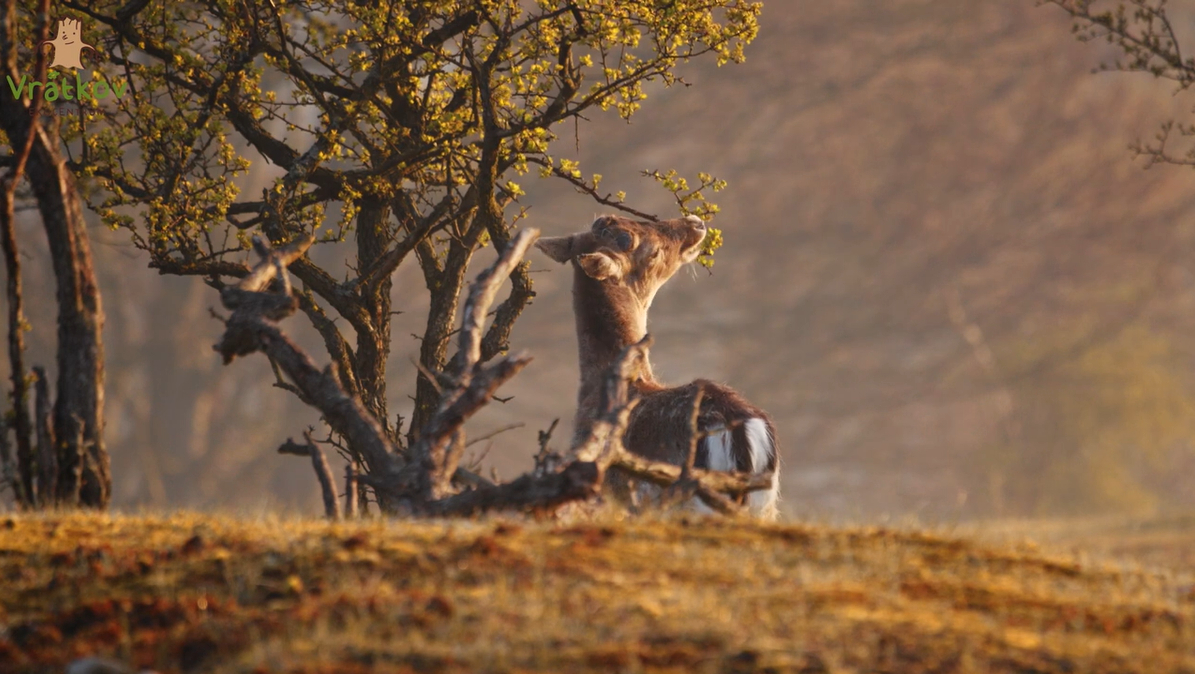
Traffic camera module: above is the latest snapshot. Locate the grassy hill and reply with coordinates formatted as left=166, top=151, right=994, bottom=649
left=2, top=513, right=1193, bottom=673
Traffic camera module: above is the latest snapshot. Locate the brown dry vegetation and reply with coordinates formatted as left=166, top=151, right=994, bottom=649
left=2, top=512, right=1194, bottom=673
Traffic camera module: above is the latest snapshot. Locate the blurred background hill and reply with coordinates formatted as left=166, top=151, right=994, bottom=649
left=8, top=0, right=1195, bottom=520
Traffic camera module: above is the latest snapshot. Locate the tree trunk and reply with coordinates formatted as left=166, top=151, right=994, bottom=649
left=0, top=173, right=33, bottom=507
left=354, top=197, right=393, bottom=439
left=0, top=8, right=109, bottom=506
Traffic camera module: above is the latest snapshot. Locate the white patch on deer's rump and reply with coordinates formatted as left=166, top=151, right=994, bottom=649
left=744, top=419, right=772, bottom=473
left=690, top=427, right=732, bottom=514
left=703, top=426, right=733, bottom=471
left=744, top=418, right=780, bottom=520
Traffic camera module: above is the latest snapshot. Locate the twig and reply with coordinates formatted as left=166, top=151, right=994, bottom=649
left=452, top=466, right=496, bottom=489
left=344, top=463, right=357, bottom=518
left=538, top=418, right=559, bottom=455
left=267, top=355, right=309, bottom=403
left=465, top=422, right=524, bottom=448
left=410, top=356, right=448, bottom=395
left=276, top=438, right=310, bottom=456
left=303, top=430, right=340, bottom=520
left=526, top=157, right=658, bottom=221
left=278, top=432, right=341, bottom=519
left=532, top=418, right=564, bottom=477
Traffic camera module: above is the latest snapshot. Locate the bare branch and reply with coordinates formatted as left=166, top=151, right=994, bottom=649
left=278, top=431, right=341, bottom=519
left=660, top=385, right=707, bottom=510
left=527, top=156, right=659, bottom=221
left=238, top=235, right=314, bottom=292
left=465, top=422, right=525, bottom=448
left=214, top=235, right=401, bottom=498
left=407, top=228, right=540, bottom=500
left=344, top=463, right=358, bottom=518
left=304, top=430, right=340, bottom=520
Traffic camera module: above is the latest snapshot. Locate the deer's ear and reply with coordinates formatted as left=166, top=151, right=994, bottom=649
left=535, top=236, right=574, bottom=263
left=577, top=252, right=621, bottom=281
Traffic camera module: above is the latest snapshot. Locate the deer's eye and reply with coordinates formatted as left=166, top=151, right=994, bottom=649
left=612, top=231, right=633, bottom=251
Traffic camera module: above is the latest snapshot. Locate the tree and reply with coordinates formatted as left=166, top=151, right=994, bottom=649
left=0, top=0, right=110, bottom=508
left=1042, top=1, right=1195, bottom=168
left=34, top=0, right=755, bottom=509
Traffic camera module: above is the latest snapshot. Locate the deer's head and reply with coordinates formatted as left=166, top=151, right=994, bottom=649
left=536, top=215, right=708, bottom=308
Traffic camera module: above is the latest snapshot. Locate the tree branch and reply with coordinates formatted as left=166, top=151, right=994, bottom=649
left=407, top=227, right=540, bottom=500
left=213, top=235, right=402, bottom=496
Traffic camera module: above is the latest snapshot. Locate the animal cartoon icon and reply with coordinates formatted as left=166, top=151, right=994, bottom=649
left=537, top=215, right=781, bottom=518
left=39, top=18, right=94, bottom=71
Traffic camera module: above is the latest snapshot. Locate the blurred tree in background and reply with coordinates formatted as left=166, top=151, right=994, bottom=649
left=988, top=325, right=1195, bottom=516
left=0, top=0, right=110, bottom=509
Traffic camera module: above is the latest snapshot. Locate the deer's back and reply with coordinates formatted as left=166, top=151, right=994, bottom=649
left=626, top=379, right=777, bottom=472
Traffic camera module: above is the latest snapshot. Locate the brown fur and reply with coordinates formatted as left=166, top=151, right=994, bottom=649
left=628, top=380, right=778, bottom=475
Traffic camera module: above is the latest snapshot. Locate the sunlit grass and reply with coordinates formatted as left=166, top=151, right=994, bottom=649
left=1, top=511, right=1193, bottom=673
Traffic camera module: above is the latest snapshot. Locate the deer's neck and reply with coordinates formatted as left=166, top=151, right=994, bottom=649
left=570, top=264, right=658, bottom=434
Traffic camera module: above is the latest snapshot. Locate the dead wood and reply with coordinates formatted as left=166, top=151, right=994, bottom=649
left=344, top=463, right=358, bottom=518
left=276, top=433, right=339, bottom=519
left=611, top=451, right=775, bottom=500
left=424, top=459, right=602, bottom=517
left=306, top=431, right=340, bottom=520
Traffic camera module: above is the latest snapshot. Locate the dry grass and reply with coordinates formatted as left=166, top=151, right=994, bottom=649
left=1, top=512, right=1193, bottom=673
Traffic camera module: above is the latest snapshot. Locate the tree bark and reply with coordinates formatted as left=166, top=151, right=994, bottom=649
left=33, top=366, right=56, bottom=506
left=0, top=173, right=33, bottom=507
left=354, top=197, right=393, bottom=439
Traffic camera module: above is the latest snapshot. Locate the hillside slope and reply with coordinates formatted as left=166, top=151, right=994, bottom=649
left=2, top=513, right=1193, bottom=673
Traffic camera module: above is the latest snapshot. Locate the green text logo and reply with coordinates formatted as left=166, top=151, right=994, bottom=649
left=6, top=14, right=126, bottom=113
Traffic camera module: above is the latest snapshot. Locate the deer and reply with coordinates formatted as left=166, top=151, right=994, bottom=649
left=536, top=214, right=780, bottom=519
